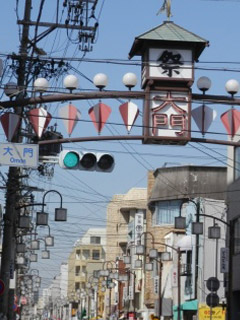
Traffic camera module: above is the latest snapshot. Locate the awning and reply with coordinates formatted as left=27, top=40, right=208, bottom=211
left=176, top=235, right=192, bottom=251
left=181, top=300, right=198, bottom=310
left=173, top=300, right=198, bottom=319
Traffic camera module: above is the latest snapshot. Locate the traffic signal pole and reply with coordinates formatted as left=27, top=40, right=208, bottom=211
left=0, top=0, right=32, bottom=318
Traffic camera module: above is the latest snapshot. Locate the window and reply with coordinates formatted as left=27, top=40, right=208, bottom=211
left=75, top=282, right=80, bottom=290
left=90, top=236, right=101, bottom=244
left=82, top=266, right=87, bottom=275
left=153, top=200, right=181, bottom=225
left=76, top=249, right=81, bottom=260
left=92, top=250, right=100, bottom=260
left=234, top=217, right=240, bottom=254
left=82, top=250, right=90, bottom=260
left=81, top=282, right=86, bottom=289
left=75, top=266, right=80, bottom=276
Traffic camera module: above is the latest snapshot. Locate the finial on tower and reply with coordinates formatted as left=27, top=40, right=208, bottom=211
left=157, top=0, right=172, bottom=20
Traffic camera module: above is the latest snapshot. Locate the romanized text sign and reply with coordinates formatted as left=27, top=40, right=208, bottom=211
left=0, top=143, right=39, bottom=168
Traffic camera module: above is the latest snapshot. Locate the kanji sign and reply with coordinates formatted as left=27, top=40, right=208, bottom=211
left=148, top=48, right=193, bottom=80
left=134, top=211, right=144, bottom=244
left=144, top=89, right=191, bottom=145
left=153, top=276, right=159, bottom=294
left=158, top=50, right=183, bottom=77
left=0, top=143, right=39, bottom=168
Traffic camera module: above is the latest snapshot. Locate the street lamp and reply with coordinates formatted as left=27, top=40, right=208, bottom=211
left=93, top=73, right=108, bottom=91
left=63, top=74, right=79, bottom=92
left=134, top=259, right=142, bottom=268
left=33, top=78, right=49, bottom=93
left=31, top=239, right=40, bottom=250
left=45, top=225, right=54, bottom=247
left=225, top=79, right=239, bottom=140
left=208, top=223, right=221, bottom=239
left=4, top=82, right=19, bottom=99
left=197, top=76, right=211, bottom=93
left=30, top=252, right=38, bottom=262
left=152, top=241, right=181, bottom=320
left=122, top=73, right=137, bottom=90
left=225, top=79, right=239, bottom=96
left=175, top=202, right=233, bottom=320
left=36, top=189, right=67, bottom=224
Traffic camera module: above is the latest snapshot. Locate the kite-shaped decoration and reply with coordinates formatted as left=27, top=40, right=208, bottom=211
left=0, top=112, right=21, bottom=141
left=59, top=103, right=81, bottom=136
left=192, top=105, right=217, bottom=136
left=88, top=102, right=111, bottom=134
left=28, top=107, right=52, bottom=138
left=221, top=108, right=240, bottom=138
left=119, top=102, right=139, bottom=133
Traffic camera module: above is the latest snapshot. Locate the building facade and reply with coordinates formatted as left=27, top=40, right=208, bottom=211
left=105, top=188, right=148, bottom=319
left=147, top=165, right=227, bottom=320
left=104, top=166, right=228, bottom=320
left=67, top=228, right=106, bottom=318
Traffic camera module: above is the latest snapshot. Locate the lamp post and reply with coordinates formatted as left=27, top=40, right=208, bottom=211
left=175, top=198, right=200, bottom=300
left=100, top=261, right=118, bottom=319
left=135, top=231, right=181, bottom=320
left=149, top=242, right=181, bottom=320
left=37, top=189, right=67, bottom=224
left=175, top=207, right=233, bottom=320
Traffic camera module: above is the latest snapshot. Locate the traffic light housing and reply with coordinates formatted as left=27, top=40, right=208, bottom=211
left=58, top=150, right=115, bottom=172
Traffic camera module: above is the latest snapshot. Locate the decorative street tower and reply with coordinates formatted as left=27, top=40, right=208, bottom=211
left=129, top=21, right=209, bottom=144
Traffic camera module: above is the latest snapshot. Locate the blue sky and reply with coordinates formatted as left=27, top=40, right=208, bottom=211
left=0, top=0, right=240, bottom=289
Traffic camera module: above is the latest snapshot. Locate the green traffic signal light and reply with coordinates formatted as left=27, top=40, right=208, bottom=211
left=63, top=151, right=79, bottom=168
left=59, top=150, right=114, bottom=171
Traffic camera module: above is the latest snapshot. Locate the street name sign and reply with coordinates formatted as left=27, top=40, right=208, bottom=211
left=0, top=143, right=39, bottom=168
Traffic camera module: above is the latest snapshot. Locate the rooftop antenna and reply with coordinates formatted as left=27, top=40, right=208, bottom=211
left=157, top=0, right=172, bottom=20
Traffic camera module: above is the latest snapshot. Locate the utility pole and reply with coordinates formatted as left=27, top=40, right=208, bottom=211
left=0, top=0, right=32, bottom=318
left=0, top=2, right=100, bottom=318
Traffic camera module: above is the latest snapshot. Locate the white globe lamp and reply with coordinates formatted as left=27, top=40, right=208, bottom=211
left=34, top=78, right=49, bottom=93
left=225, top=79, right=239, bottom=96
left=93, top=73, right=108, bottom=90
left=123, top=72, right=137, bottom=90
left=197, top=76, right=211, bottom=93
left=4, top=82, right=18, bottom=98
left=63, top=75, right=78, bottom=91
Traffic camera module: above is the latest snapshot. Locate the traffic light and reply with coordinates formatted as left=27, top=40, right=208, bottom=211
left=58, top=150, right=115, bottom=172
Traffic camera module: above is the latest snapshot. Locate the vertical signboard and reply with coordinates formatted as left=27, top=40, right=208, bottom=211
left=220, top=248, right=229, bottom=273
left=123, top=287, right=128, bottom=301
left=172, top=267, right=178, bottom=287
left=145, top=89, right=191, bottom=144
left=134, top=211, right=144, bottom=245
left=114, top=292, right=119, bottom=304
left=153, top=276, right=159, bottom=295
left=129, top=286, right=134, bottom=300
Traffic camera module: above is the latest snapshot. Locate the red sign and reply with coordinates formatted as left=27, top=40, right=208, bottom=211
left=128, top=312, right=135, bottom=320
left=20, top=296, right=27, bottom=305
left=0, top=279, right=5, bottom=295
